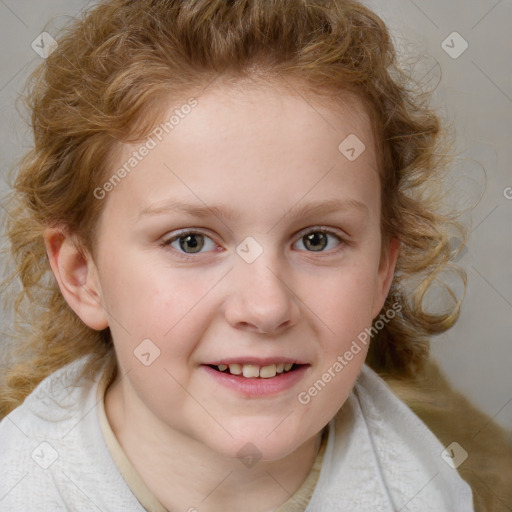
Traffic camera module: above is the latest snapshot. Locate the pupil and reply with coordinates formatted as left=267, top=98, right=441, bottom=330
left=305, top=232, right=327, bottom=251
left=180, top=234, right=204, bottom=253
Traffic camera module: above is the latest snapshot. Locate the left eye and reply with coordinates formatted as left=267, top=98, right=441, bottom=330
left=294, top=229, right=342, bottom=252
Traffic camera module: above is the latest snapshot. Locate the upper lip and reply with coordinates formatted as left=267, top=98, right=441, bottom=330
left=204, top=357, right=308, bottom=366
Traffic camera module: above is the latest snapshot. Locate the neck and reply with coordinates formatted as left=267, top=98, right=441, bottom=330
left=104, top=377, right=324, bottom=512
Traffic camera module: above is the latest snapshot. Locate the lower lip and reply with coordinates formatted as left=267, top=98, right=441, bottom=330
left=201, top=365, right=310, bottom=397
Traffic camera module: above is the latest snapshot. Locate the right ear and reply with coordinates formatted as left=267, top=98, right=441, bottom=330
left=43, top=227, right=109, bottom=331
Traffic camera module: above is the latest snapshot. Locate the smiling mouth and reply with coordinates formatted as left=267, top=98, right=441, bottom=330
left=206, top=363, right=303, bottom=378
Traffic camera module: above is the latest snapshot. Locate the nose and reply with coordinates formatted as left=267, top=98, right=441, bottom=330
left=223, top=252, right=301, bottom=335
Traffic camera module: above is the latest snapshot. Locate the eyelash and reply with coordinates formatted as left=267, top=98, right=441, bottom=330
left=161, top=227, right=347, bottom=260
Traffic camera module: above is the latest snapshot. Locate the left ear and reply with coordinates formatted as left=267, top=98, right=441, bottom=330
left=371, top=236, right=400, bottom=318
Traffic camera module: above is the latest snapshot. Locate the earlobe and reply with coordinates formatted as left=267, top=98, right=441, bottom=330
left=43, top=227, right=109, bottom=331
left=372, top=237, right=400, bottom=318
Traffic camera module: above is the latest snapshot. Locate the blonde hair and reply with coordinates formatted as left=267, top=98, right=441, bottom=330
left=1, top=0, right=466, bottom=417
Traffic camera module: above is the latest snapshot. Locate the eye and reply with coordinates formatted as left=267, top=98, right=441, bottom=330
left=162, top=227, right=346, bottom=258
left=163, top=230, right=217, bottom=255
left=294, top=228, right=344, bottom=253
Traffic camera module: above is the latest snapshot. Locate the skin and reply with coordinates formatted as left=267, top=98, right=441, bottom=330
left=45, top=82, right=399, bottom=511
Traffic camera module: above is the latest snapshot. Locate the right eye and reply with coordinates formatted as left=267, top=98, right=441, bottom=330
left=162, top=230, right=218, bottom=257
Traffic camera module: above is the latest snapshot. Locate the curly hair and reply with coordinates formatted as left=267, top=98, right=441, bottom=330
left=0, top=0, right=466, bottom=417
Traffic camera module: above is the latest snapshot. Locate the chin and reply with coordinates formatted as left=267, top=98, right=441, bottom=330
left=205, top=425, right=310, bottom=465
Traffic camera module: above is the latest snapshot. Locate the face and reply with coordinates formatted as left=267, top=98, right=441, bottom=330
left=82, top=83, right=397, bottom=461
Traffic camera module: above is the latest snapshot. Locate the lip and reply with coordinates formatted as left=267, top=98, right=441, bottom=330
left=201, top=363, right=310, bottom=397
left=205, top=357, right=307, bottom=366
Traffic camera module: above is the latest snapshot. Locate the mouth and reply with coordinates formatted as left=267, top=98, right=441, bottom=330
left=201, top=359, right=310, bottom=396
left=206, top=362, right=303, bottom=379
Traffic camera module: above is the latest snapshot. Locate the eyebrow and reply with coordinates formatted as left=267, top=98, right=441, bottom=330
left=137, top=197, right=368, bottom=223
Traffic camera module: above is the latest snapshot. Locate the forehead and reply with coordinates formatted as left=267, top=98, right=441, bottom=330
left=100, top=82, right=380, bottom=226
left=175, top=80, right=375, bottom=153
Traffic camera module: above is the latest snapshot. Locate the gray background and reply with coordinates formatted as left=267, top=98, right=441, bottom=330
left=0, top=1, right=511, bottom=432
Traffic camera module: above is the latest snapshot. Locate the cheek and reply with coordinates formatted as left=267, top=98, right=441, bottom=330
left=99, top=262, right=226, bottom=394
left=99, top=252, right=215, bottom=335
left=308, top=261, right=380, bottom=336
left=296, top=272, right=375, bottom=426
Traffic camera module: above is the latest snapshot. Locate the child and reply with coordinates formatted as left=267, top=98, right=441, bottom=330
left=0, top=0, right=510, bottom=511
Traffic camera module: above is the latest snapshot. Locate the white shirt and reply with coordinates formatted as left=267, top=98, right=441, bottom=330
left=0, top=356, right=474, bottom=511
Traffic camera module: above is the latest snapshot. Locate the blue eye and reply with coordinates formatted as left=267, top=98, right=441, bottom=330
left=294, top=229, right=343, bottom=252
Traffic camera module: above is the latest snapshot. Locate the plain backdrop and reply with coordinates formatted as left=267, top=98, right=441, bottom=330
left=0, top=1, right=511, bottom=433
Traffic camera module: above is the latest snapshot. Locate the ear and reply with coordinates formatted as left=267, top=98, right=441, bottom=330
left=43, top=227, right=109, bottom=330
left=371, top=236, right=400, bottom=318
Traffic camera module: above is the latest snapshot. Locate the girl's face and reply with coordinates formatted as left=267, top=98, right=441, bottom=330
left=91, top=83, right=397, bottom=461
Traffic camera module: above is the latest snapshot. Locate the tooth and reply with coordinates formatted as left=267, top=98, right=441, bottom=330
left=259, top=364, right=277, bottom=378
left=229, top=364, right=242, bottom=375
left=225, top=362, right=295, bottom=377
left=242, top=364, right=260, bottom=378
